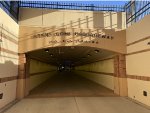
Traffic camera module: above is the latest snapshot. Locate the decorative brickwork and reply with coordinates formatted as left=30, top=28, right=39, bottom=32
left=114, top=54, right=128, bottom=96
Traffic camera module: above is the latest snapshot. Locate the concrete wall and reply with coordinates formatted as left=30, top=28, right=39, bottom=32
left=126, top=14, right=150, bottom=106
left=19, top=26, right=126, bottom=54
left=19, top=8, right=126, bottom=29
left=18, top=8, right=126, bottom=54
left=75, top=58, right=114, bottom=90
left=29, top=59, right=57, bottom=91
left=0, top=8, right=19, bottom=109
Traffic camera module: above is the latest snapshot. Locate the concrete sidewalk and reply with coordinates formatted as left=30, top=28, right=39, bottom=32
left=3, top=97, right=150, bottom=113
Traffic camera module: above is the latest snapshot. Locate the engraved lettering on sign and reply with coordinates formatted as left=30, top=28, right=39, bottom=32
left=32, top=31, right=114, bottom=40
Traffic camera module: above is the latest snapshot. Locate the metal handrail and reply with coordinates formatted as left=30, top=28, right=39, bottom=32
left=19, top=1, right=125, bottom=12
left=0, top=0, right=150, bottom=27
left=125, top=0, right=150, bottom=26
left=0, top=1, right=19, bottom=22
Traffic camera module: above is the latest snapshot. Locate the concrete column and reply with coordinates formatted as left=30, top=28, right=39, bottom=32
left=25, top=55, right=30, bottom=96
left=16, top=54, right=30, bottom=99
left=114, top=55, right=120, bottom=95
left=114, top=54, right=128, bottom=96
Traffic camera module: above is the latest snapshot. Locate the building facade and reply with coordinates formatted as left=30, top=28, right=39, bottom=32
left=0, top=1, right=150, bottom=109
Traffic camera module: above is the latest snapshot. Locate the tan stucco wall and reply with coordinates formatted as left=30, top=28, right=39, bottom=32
left=18, top=8, right=126, bottom=54
left=29, top=59, right=57, bottom=91
left=0, top=8, right=19, bottom=109
left=126, top=15, right=150, bottom=45
left=128, top=79, right=150, bottom=106
left=126, top=52, right=150, bottom=106
left=75, top=58, right=114, bottom=90
left=19, top=8, right=126, bottom=29
left=126, top=14, right=150, bottom=106
left=126, top=52, right=150, bottom=76
left=0, top=80, right=17, bottom=108
left=19, top=27, right=126, bottom=54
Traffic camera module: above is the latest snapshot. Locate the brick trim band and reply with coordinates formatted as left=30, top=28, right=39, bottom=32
left=0, top=47, right=18, bottom=55
left=126, top=36, right=150, bottom=46
left=1, top=32, right=18, bottom=44
left=126, top=48, right=150, bottom=56
left=76, top=70, right=114, bottom=76
left=0, top=25, right=18, bottom=39
left=1, top=73, right=149, bottom=83
left=0, top=76, right=17, bottom=83
left=127, top=75, right=150, bottom=81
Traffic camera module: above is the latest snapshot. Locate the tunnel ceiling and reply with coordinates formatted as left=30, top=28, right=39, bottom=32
left=27, top=46, right=116, bottom=66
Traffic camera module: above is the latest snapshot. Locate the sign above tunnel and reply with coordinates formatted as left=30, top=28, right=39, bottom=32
left=19, top=27, right=126, bottom=54
left=31, top=31, right=114, bottom=40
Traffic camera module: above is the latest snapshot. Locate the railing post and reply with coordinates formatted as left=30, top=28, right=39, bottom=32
left=91, top=4, right=94, bottom=11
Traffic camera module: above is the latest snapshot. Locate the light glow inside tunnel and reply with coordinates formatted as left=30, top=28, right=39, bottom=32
left=27, top=46, right=116, bottom=67
left=27, top=46, right=117, bottom=98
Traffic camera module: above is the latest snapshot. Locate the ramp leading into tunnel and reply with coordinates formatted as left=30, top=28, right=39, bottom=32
left=28, top=72, right=116, bottom=98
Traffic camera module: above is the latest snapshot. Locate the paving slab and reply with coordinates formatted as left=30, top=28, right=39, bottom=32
left=75, top=97, right=150, bottom=113
left=4, top=98, right=79, bottom=113
left=3, top=97, right=150, bottom=113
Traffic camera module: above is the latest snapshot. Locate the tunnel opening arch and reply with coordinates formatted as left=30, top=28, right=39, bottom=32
left=17, top=45, right=127, bottom=99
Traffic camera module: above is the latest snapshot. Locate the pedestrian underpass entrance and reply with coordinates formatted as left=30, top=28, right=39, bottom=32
left=1, top=1, right=150, bottom=112
left=27, top=46, right=116, bottom=97
left=16, top=6, right=128, bottom=99
left=17, top=46, right=127, bottom=98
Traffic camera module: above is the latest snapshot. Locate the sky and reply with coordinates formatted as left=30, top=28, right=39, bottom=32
left=18, top=0, right=130, bottom=6
left=50, top=1, right=129, bottom=6
left=57, top=1, right=128, bottom=6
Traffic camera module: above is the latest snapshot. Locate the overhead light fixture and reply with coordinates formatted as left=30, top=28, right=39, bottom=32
left=45, top=49, right=49, bottom=52
left=94, top=50, right=99, bottom=53
left=87, top=54, right=91, bottom=57
left=50, top=54, right=53, bottom=57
